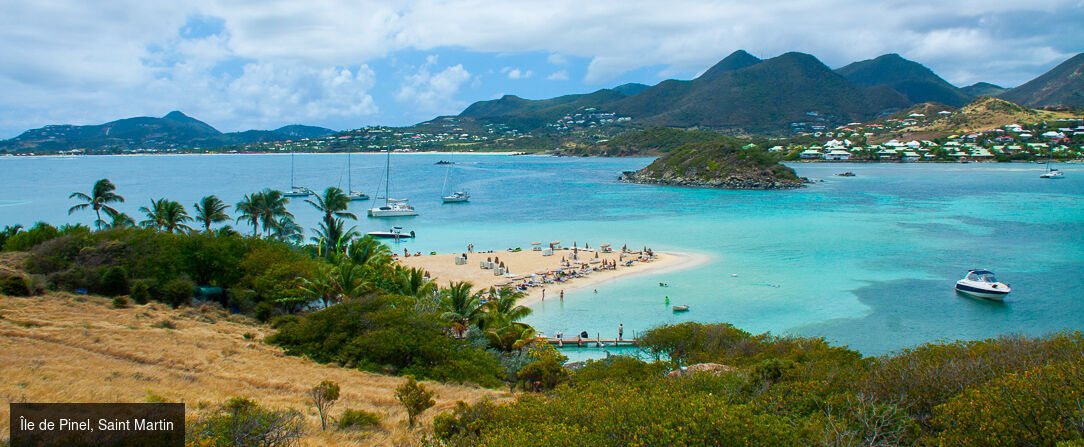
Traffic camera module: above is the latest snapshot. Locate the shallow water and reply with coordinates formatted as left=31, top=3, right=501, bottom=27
left=2, top=154, right=1081, bottom=360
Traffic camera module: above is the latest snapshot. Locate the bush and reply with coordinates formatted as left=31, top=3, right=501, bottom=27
left=99, top=266, right=129, bottom=297
left=112, top=296, right=128, bottom=308
left=159, top=277, right=194, bottom=308
left=310, top=380, right=340, bottom=431
left=254, top=301, right=275, bottom=323
left=0, top=275, right=31, bottom=296
left=337, top=409, right=381, bottom=431
left=395, top=378, right=436, bottom=427
left=186, top=397, right=304, bottom=446
left=516, top=350, right=570, bottom=392
left=130, top=280, right=151, bottom=305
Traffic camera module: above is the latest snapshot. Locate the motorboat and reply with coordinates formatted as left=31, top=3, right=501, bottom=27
left=368, top=198, right=418, bottom=217
left=347, top=190, right=370, bottom=201
left=955, top=269, right=1011, bottom=300
left=367, top=227, right=415, bottom=239
left=1040, top=167, right=1064, bottom=179
left=442, top=191, right=470, bottom=203
left=672, top=305, right=690, bottom=312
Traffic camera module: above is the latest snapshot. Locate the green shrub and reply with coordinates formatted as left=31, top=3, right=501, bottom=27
left=130, top=280, right=151, bottom=305
left=573, top=356, right=669, bottom=382
left=99, top=266, right=129, bottom=297
left=112, top=296, right=128, bottom=308
left=159, top=277, right=194, bottom=308
left=517, top=355, right=569, bottom=392
left=337, top=409, right=381, bottom=431
left=254, top=301, right=275, bottom=323
left=310, top=380, right=340, bottom=431
left=395, top=378, right=435, bottom=427
left=1, top=275, right=30, bottom=296
left=186, top=397, right=304, bottom=446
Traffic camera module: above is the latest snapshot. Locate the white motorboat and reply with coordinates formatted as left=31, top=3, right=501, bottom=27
left=367, top=226, right=415, bottom=239
left=368, top=199, right=418, bottom=217
left=672, top=305, right=690, bottom=312
left=442, top=191, right=470, bottom=203
left=368, top=150, right=418, bottom=217
left=955, top=269, right=1011, bottom=300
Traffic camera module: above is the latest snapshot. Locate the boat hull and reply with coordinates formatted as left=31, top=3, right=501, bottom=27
left=368, top=209, right=418, bottom=217
left=442, top=196, right=469, bottom=203
left=367, top=231, right=415, bottom=239
left=955, top=282, right=1010, bottom=300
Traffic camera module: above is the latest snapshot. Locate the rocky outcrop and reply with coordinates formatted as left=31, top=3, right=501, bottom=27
left=621, top=170, right=807, bottom=190
left=619, top=141, right=808, bottom=190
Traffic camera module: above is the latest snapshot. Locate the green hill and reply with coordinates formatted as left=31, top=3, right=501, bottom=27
left=615, top=52, right=911, bottom=134
left=961, top=82, right=1007, bottom=97
left=0, top=112, right=336, bottom=153
left=1000, top=53, right=1084, bottom=107
left=835, top=53, right=970, bottom=106
left=622, top=141, right=805, bottom=189
left=697, top=49, right=762, bottom=80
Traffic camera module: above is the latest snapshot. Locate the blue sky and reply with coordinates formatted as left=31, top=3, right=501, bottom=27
left=0, top=1, right=1080, bottom=138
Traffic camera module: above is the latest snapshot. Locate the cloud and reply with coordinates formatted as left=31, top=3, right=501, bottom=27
left=501, top=66, right=532, bottom=79
left=395, top=56, right=471, bottom=114
left=547, top=70, right=569, bottom=81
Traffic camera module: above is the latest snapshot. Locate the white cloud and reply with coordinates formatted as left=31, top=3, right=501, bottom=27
left=501, top=67, right=532, bottom=79
left=547, top=70, right=569, bottom=81
left=396, top=57, right=471, bottom=114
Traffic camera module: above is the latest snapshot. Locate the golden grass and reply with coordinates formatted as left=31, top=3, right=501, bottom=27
left=0, top=291, right=509, bottom=445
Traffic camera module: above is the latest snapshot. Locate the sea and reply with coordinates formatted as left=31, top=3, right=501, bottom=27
left=2, top=153, right=1082, bottom=360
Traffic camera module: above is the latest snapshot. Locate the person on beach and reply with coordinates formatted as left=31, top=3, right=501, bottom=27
left=542, top=289, right=545, bottom=300
left=560, top=290, right=564, bottom=300
left=619, top=323, right=624, bottom=340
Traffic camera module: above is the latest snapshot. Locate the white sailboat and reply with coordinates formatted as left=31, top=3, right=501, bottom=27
left=283, top=148, right=312, bottom=197
left=1040, top=162, right=1064, bottom=179
left=368, top=150, right=418, bottom=217
left=345, top=150, right=369, bottom=201
left=440, top=155, right=470, bottom=203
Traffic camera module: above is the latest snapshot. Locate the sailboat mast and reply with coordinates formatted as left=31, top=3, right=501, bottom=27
left=384, top=149, right=391, bottom=206
left=290, top=149, right=295, bottom=187
left=347, top=149, right=352, bottom=192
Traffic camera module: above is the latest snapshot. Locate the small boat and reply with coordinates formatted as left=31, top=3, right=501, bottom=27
left=367, top=227, right=415, bottom=239
left=345, top=150, right=369, bottom=201
left=835, top=172, right=856, bottom=177
left=283, top=185, right=312, bottom=198
left=435, top=160, right=454, bottom=165
left=955, top=269, right=1011, bottom=300
left=1040, top=166, right=1064, bottom=179
left=368, top=199, right=418, bottom=217
left=672, top=305, right=690, bottom=312
left=442, top=191, right=470, bottom=203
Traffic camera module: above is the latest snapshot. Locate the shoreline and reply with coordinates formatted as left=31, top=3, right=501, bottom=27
left=396, top=247, right=711, bottom=306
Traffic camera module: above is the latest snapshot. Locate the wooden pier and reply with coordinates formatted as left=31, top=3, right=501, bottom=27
left=544, top=337, right=638, bottom=347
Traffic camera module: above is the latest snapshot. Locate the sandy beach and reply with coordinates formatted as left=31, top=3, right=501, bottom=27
left=396, top=245, right=709, bottom=306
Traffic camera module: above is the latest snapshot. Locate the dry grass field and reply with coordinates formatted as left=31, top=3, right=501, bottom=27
left=0, top=288, right=509, bottom=445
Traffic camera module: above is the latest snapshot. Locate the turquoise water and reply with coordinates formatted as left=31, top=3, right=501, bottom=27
left=2, top=154, right=1082, bottom=359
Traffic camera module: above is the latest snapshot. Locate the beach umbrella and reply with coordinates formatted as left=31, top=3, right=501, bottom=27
left=531, top=241, right=541, bottom=245
left=601, top=244, right=610, bottom=248
left=595, top=252, right=599, bottom=258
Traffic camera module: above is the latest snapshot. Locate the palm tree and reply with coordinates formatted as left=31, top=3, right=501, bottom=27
left=235, top=192, right=261, bottom=235
left=389, top=266, right=437, bottom=298
left=297, top=266, right=339, bottom=309
left=479, top=286, right=531, bottom=331
left=306, top=187, right=356, bottom=224
left=347, top=236, right=393, bottom=269
left=270, top=215, right=304, bottom=245
left=440, top=281, right=484, bottom=338
left=256, top=189, right=292, bottom=236
left=194, top=195, right=230, bottom=231
left=484, top=323, right=541, bottom=352
left=311, top=218, right=358, bottom=257
left=107, top=212, right=136, bottom=229
left=139, top=198, right=193, bottom=233
left=68, top=178, right=124, bottom=230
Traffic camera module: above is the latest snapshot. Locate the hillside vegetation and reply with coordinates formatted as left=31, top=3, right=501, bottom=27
left=624, top=141, right=804, bottom=189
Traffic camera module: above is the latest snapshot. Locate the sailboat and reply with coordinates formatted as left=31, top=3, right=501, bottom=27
left=367, top=150, right=418, bottom=217
left=1040, top=162, right=1064, bottom=179
left=345, top=150, right=369, bottom=201
left=440, top=154, right=470, bottom=203
left=283, top=148, right=313, bottom=197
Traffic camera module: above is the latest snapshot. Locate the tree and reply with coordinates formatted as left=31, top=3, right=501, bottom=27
left=194, top=195, right=230, bottom=232
left=138, top=198, right=193, bottom=233
left=255, top=189, right=292, bottom=237
left=440, top=281, right=484, bottom=338
left=347, top=236, right=392, bottom=269
left=68, top=178, right=124, bottom=230
left=306, top=187, right=356, bottom=224
left=270, top=215, right=303, bottom=245
left=395, top=378, right=435, bottom=428
left=310, top=380, right=340, bottom=431
left=311, top=218, right=357, bottom=257
left=479, top=286, right=531, bottom=330
left=107, top=212, right=136, bottom=229
left=389, top=266, right=437, bottom=298
left=484, top=322, right=541, bottom=352
left=235, top=192, right=261, bottom=235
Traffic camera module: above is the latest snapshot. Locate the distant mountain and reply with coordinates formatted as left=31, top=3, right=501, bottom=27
left=835, top=53, right=970, bottom=106
left=1000, top=53, right=1084, bottom=107
left=612, top=83, right=651, bottom=96
left=0, top=112, right=335, bottom=153
left=612, top=52, right=911, bottom=133
left=698, top=50, right=762, bottom=80
left=961, top=82, right=1007, bottom=97
left=459, top=88, right=630, bottom=129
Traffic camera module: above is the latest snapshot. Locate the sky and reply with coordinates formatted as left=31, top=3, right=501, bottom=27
left=1, top=0, right=1081, bottom=138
